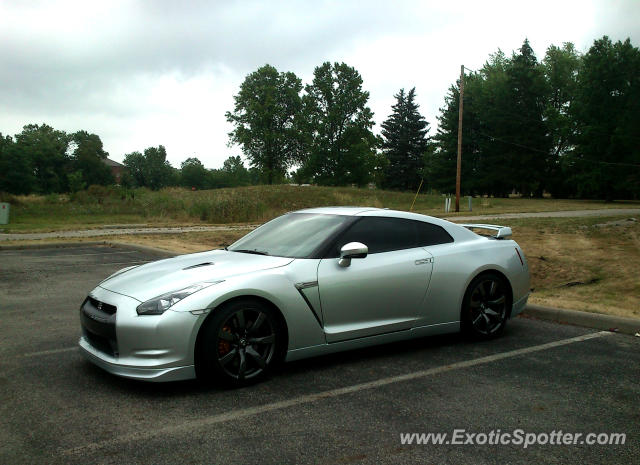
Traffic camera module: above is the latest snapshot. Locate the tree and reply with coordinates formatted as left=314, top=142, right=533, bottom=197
left=429, top=84, right=464, bottom=194
left=67, top=170, right=86, bottom=193
left=429, top=78, right=481, bottom=195
left=122, top=151, right=145, bottom=187
left=435, top=42, right=550, bottom=197
left=431, top=37, right=638, bottom=200
left=473, top=50, right=518, bottom=197
left=12, top=124, right=69, bottom=193
left=180, top=157, right=209, bottom=189
left=68, top=130, right=113, bottom=187
left=570, top=36, right=640, bottom=200
left=221, top=155, right=251, bottom=186
left=381, top=88, right=430, bottom=190
left=300, top=62, right=377, bottom=186
left=226, top=64, right=303, bottom=184
left=123, top=145, right=174, bottom=189
left=542, top=43, right=582, bottom=197
left=503, top=39, right=550, bottom=196
left=430, top=53, right=508, bottom=196
left=0, top=133, right=37, bottom=194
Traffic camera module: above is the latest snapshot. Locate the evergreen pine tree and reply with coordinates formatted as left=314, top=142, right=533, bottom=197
left=381, top=88, right=430, bottom=190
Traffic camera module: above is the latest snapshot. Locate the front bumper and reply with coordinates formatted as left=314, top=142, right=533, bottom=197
left=79, top=339, right=196, bottom=381
left=78, top=286, right=201, bottom=382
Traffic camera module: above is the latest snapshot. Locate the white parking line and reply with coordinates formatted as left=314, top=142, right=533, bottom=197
left=23, top=347, right=77, bottom=357
left=61, top=330, right=613, bottom=456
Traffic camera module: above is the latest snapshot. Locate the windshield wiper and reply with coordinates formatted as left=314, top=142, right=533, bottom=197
left=231, top=249, right=270, bottom=256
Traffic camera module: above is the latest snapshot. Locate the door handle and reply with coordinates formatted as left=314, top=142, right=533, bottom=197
left=415, top=258, right=433, bottom=265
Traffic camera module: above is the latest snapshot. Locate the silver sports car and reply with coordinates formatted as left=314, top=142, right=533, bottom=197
left=79, top=207, right=530, bottom=385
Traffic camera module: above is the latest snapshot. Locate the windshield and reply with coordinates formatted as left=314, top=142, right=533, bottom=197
left=228, top=213, right=350, bottom=258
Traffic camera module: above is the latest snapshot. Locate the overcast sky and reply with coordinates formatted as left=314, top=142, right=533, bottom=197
left=1, top=0, right=638, bottom=169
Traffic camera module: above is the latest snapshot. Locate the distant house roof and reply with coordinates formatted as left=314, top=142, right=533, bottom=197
left=103, top=158, right=125, bottom=167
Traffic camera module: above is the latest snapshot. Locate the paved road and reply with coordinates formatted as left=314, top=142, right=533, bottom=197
left=2, top=208, right=639, bottom=242
left=445, top=208, right=640, bottom=222
left=0, top=224, right=257, bottom=241
left=0, top=246, right=638, bottom=464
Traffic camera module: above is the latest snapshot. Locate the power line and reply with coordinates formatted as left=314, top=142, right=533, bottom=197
left=478, top=132, right=548, bottom=154
left=569, top=158, right=640, bottom=168
left=479, top=131, right=640, bottom=168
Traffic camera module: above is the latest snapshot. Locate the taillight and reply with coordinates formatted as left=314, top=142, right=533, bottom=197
left=515, top=247, right=524, bottom=266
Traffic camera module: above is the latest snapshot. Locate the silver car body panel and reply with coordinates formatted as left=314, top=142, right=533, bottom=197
left=100, top=250, right=295, bottom=302
left=317, top=246, right=433, bottom=342
left=79, top=207, right=530, bottom=382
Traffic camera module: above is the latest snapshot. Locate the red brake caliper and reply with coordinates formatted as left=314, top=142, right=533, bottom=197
left=218, top=326, right=232, bottom=356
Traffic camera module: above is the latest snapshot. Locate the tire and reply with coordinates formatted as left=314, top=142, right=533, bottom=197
left=196, top=298, right=284, bottom=387
left=461, top=272, right=511, bottom=339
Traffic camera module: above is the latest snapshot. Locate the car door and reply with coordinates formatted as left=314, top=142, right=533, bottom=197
left=317, top=216, right=433, bottom=343
left=413, top=220, right=456, bottom=325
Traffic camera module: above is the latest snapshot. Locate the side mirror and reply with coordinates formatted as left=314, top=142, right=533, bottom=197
left=338, top=242, right=368, bottom=267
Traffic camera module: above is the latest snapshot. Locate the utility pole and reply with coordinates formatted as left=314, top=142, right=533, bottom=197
left=455, top=64, right=464, bottom=212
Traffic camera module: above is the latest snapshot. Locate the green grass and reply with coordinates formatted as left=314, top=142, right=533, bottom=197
left=2, top=185, right=638, bottom=232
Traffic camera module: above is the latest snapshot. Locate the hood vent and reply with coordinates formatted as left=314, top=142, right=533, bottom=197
left=182, top=262, right=215, bottom=270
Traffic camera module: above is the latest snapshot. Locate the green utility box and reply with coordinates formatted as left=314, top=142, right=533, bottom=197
left=0, top=202, right=9, bottom=224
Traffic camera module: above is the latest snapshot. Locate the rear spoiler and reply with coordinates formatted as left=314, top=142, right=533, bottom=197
left=460, top=224, right=512, bottom=240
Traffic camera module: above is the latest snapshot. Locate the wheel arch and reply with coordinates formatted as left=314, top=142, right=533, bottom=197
left=462, top=268, right=514, bottom=319
left=194, top=294, right=290, bottom=372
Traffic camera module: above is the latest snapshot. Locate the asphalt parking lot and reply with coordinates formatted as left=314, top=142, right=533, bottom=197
left=0, top=245, right=637, bottom=464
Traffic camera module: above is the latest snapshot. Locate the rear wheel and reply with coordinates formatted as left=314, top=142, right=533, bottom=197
left=461, top=273, right=510, bottom=339
left=196, top=299, right=283, bottom=386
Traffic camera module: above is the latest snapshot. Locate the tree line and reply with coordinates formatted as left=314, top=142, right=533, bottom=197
left=431, top=37, right=639, bottom=200
left=0, top=126, right=257, bottom=194
left=1, top=35, right=638, bottom=199
left=227, top=36, right=639, bottom=199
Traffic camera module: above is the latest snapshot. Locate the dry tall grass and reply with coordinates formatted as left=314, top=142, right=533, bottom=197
left=3, top=185, right=638, bottom=232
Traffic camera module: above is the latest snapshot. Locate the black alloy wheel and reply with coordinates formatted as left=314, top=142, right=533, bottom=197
left=197, top=299, right=282, bottom=386
left=462, top=273, right=510, bottom=338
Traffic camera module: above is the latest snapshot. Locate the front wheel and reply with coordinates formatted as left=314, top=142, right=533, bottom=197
left=196, top=299, right=283, bottom=387
left=461, top=273, right=511, bottom=339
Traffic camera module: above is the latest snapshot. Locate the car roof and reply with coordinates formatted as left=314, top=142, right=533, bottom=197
left=294, top=206, right=381, bottom=215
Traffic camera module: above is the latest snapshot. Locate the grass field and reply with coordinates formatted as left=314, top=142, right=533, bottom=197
left=509, top=216, right=640, bottom=319
left=2, top=185, right=639, bottom=232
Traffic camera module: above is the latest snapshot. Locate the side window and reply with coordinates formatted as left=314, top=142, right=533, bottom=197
left=416, top=221, right=454, bottom=246
left=333, top=217, right=418, bottom=255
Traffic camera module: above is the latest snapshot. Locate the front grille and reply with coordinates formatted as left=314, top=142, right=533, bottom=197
left=87, top=296, right=117, bottom=315
left=83, top=328, right=118, bottom=357
left=80, top=296, right=118, bottom=357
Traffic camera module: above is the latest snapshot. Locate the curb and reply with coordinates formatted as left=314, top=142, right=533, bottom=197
left=522, top=304, right=639, bottom=336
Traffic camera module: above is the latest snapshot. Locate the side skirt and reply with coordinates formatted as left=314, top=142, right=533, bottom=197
left=285, top=321, right=460, bottom=362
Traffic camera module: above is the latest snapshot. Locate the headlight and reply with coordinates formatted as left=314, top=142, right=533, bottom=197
left=136, top=281, right=223, bottom=315
left=100, top=265, right=139, bottom=284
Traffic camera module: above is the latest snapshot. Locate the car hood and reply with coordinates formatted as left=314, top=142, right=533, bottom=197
left=98, top=249, right=294, bottom=302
